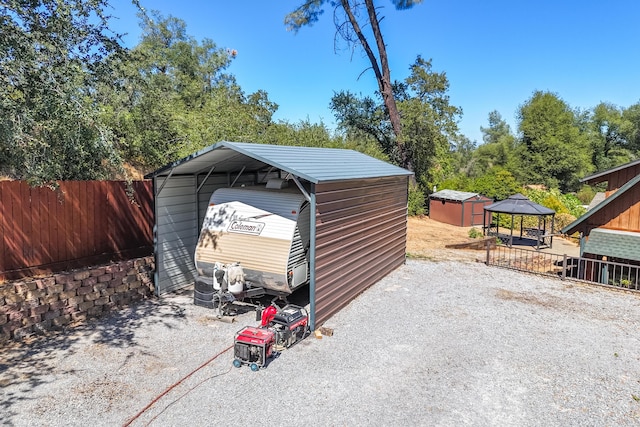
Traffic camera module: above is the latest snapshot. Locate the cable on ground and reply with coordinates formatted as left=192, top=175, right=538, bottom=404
left=122, top=344, right=233, bottom=427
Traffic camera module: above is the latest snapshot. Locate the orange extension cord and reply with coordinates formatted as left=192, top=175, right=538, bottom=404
left=122, top=344, right=234, bottom=427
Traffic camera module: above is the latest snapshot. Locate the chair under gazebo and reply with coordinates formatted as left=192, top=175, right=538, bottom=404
left=483, top=193, right=556, bottom=249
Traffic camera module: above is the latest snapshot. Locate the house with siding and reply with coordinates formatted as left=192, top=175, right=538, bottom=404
left=562, top=159, right=640, bottom=265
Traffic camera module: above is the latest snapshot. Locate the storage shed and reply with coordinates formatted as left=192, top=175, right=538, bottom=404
left=145, top=141, right=412, bottom=328
left=429, top=190, right=493, bottom=227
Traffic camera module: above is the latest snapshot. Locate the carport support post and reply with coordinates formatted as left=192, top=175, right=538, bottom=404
left=153, top=178, right=159, bottom=296
left=152, top=171, right=174, bottom=296
left=309, top=191, right=317, bottom=331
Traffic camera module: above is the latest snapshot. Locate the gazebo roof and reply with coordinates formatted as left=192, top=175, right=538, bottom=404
left=483, top=193, right=555, bottom=216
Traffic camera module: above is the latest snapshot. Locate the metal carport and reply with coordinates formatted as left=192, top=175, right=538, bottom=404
left=145, top=141, right=412, bottom=328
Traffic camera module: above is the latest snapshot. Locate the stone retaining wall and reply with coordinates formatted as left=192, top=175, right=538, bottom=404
left=0, top=256, right=155, bottom=342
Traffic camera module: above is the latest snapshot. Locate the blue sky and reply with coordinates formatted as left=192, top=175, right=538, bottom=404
left=107, top=0, right=640, bottom=144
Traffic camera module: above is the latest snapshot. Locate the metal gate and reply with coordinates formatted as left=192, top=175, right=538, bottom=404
left=486, top=245, right=640, bottom=291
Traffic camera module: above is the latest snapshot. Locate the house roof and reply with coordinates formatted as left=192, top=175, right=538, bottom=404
left=483, top=193, right=555, bottom=215
left=583, top=228, right=640, bottom=262
left=562, top=174, right=640, bottom=235
left=581, top=159, right=640, bottom=184
left=429, top=189, right=482, bottom=202
left=587, top=192, right=606, bottom=210
left=144, top=141, right=412, bottom=184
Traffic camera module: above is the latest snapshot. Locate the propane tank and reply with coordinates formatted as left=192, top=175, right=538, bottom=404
left=212, top=262, right=223, bottom=291
left=226, top=262, right=245, bottom=295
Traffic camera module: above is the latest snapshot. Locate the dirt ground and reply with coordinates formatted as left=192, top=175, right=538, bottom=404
left=406, top=216, right=580, bottom=262
left=406, top=216, right=485, bottom=262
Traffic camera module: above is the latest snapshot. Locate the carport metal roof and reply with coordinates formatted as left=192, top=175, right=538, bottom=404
left=145, top=141, right=413, bottom=183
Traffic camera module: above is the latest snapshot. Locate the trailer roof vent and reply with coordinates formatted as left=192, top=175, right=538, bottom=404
left=266, top=178, right=288, bottom=189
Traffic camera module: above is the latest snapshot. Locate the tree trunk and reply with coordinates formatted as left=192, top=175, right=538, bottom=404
left=363, top=0, right=403, bottom=143
left=341, top=0, right=410, bottom=171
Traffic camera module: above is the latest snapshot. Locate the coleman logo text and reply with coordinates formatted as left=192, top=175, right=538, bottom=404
left=227, top=220, right=265, bottom=235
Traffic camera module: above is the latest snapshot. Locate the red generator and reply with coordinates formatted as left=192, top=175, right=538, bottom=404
left=233, top=326, right=275, bottom=371
left=269, top=304, right=309, bottom=349
left=233, top=304, right=309, bottom=371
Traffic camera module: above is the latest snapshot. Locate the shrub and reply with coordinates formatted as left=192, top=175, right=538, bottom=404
left=468, top=227, right=483, bottom=239
left=542, top=194, right=569, bottom=214
left=525, top=187, right=586, bottom=218
left=408, top=181, right=425, bottom=216
left=471, top=168, right=521, bottom=200
left=559, top=193, right=586, bottom=218
left=553, top=213, right=576, bottom=233
left=576, top=185, right=596, bottom=205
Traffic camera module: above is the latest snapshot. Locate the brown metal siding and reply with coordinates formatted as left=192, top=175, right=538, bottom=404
left=464, top=198, right=493, bottom=227
left=430, top=199, right=463, bottom=226
left=314, top=176, right=408, bottom=326
left=431, top=197, right=493, bottom=227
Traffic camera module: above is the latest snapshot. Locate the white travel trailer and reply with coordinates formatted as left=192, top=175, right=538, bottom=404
left=194, top=179, right=310, bottom=308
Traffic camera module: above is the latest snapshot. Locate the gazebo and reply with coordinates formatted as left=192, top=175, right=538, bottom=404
left=483, top=193, right=556, bottom=249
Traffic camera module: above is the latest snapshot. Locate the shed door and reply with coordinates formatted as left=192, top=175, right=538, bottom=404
left=471, top=200, right=486, bottom=226
left=155, top=176, right=198, bottom=295
left=313, top=176, right=408, bottom=326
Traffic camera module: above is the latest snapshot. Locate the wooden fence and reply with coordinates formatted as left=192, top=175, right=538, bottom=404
left=0, top=181, right=153, bottom=281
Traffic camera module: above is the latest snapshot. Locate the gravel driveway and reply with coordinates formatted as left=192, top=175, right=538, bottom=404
left=2, top=260, right=640, bottom=426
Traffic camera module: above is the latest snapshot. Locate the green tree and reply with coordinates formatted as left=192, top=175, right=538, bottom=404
left=330, top=56, right=462, bottom=188
left=437, top=173, right=472, bottom=194
left=286, top=0, right=424, bottom=170
left=0, top=0, right=128, bottom=183
left=397, top=56, right=462, bottom=187
left=471, top=111, right=516, bottom=176
left=587, top=103, right=635, bottom=171
left=437, top=166, right=521, bottom=201
left=257, top=117, right=387, bottom=160
left=258, top=119, right=336, bottom=148
left=330, top=90, right=396, bottom=157
left=407, top=180, right=425, bottom=216
left=103, top=11, right=236, bottom=168
left=450, top=134, right=476, bottom=175
left=576, top=184, right=597, bottom=204
left=621, top=102, right=640, bottom=155
left=470, top=168, right=521, bottom=201
left=100, top=11, right=279, bottom=171
left=515, top=91, right=592, bottom=192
